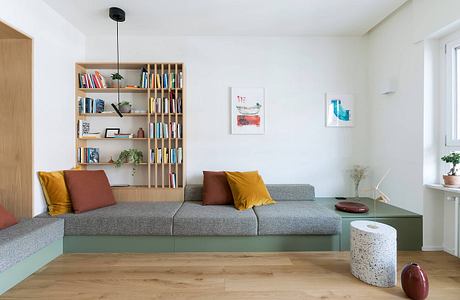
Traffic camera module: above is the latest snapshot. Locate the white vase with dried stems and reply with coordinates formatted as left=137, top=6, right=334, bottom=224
left=349, top=165, right=369, bottom=198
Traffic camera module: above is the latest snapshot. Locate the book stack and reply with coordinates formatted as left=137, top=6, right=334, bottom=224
left=78, top=97, right=105, bottom=114
left=78, top=120, right=101, bottom=138
left=77, top=147, right=100, bottom=164
left=113, top=133, right=133, bottom=139
left=169, top=172, right=177, bottom=188
left=149, top=147, right=182, bottom=164
left=78, top=71, right=107, bottom=88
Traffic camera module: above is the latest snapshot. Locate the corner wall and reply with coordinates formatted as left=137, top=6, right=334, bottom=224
left=0, top=0, right=85, bottom=215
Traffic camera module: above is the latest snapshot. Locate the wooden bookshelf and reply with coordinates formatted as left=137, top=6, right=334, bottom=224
left=75, top=62, right=185, bottom=202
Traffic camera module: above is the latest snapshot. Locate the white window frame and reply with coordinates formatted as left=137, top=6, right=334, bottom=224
left=445, top=38, right=460, bottom=146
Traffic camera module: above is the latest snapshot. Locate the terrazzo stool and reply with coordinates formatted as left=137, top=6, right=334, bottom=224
left=350, top=220, right=397, bottom=287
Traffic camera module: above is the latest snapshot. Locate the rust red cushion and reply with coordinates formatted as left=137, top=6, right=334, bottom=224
left=64, top=170, right=115, bottom=213
left=0, top=204, right=18, bottom=229
left=202, top=171, right=234, bottom=205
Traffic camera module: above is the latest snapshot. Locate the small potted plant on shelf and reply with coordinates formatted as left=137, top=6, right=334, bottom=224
left=115, top=148, right=143, bottom=176
left=111, top=72, right=124, bottom=88
left=118, top=101, right=131, bottom=113
left=441, top=152, right=460, bottom=187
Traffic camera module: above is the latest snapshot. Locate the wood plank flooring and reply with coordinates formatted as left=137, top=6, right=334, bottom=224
left=2, top=251, right=460, bottom=299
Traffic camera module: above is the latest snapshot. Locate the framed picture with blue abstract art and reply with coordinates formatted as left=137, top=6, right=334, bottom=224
left=231, top=87, right=265, bottom=134
left=325, top=93, right=354, bottom=127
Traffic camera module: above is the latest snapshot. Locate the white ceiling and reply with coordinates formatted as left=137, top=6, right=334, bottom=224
left=43, top=0, right=407, bottom=36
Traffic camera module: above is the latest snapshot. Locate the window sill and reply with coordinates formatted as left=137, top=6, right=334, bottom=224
left=425, top=183, right=460, bottom=194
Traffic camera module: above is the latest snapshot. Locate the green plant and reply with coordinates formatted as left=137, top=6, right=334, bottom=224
left=111, top=72, right=124, bottom=80
left=441, top=152, right=460, bottom=176
left=118, top=101, right=131, bottom=107
left=115, top=149, right=143, bottom=176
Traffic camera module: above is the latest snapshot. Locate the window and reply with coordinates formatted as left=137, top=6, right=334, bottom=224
left=445, top=39, right=460, bottom=146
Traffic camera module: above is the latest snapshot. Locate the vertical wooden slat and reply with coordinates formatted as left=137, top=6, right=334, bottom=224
left=161, top=64, right=165, bottom=188
left=175, top=63, right=179, bottom=185
left=147, top=64, right=151, bottom=188
left=168, top=64, right=172, bottom=188
left=154, top=63, right=158, bottom=188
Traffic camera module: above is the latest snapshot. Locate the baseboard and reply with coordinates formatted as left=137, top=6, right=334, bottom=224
left=0, top=239, right=63, bottom=295
left=422, top=245, right=444, bottom=251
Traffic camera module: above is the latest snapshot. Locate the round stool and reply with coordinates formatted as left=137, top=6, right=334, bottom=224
left=350, top=220, right=397, bottom=287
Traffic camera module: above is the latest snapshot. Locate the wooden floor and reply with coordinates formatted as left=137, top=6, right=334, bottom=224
left=2, top=251, right=460, bottom=299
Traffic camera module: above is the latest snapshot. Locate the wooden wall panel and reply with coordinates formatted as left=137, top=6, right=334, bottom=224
left=0, top=37, right=33, bottom=218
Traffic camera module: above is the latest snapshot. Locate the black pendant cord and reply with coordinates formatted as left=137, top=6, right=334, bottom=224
left=116, top=20, right=120, bottom=105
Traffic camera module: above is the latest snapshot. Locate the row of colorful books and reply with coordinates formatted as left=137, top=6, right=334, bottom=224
left=148, top=72, right=183, bottom=89
left=78, top=97, right=105, bottom=114
left=149, top=122, right=182, bottom=139
left=169, top=172, right=178, bottom=188
left=78, top=72, right=107, bottom=89
left=77, top=147, right=100, bottom=164
left=149, top=147, right=183, bottom=164
left=149, top=96, right=183, bottom=114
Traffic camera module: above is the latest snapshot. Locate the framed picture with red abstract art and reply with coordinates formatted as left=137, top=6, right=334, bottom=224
left=231, top=87, right=265, bottom=135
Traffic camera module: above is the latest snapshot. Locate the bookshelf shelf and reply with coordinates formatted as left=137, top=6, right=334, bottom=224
left=76, top=62, right=185, bottom=202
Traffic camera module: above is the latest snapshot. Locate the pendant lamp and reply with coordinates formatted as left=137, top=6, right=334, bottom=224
left=109, top=7, right=126, bottom=118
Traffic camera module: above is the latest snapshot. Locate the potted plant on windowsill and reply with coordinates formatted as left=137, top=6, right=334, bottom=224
left=115, top=149, right=144, bottom=176
left=441, top=152, right=460, bottom=187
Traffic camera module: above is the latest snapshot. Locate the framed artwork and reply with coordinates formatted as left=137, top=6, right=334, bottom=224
left=231, top=87, right=265, bottom=134
left=325, top=93, right=354, bottom=127
left=105, top=127, right=120, bottom=138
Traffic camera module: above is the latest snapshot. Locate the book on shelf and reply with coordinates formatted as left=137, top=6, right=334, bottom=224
left=169, top=172, right=177, bottom=188
left=78, top=71, right=107, bottom=89
left=113, top=133, right=134, bottom=139
left=149, top=122, right=182, bottom=139
left=78, top=147, right=100, bottom=164
left=149, top=96, right=182, bottom=114
left=77, top=120, right=101, bottom=138
left=140, top=68, right=148, bottom=88
left=149, top=147, right=182, bottom=164
left=78, top=97, right=105, bottom=114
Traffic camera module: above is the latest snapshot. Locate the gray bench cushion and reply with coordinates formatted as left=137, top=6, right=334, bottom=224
left=185, top=184, right=315, bottom=201
left=37, top=202, right=182, bottom=236
left=0, top=218, right=64, bottom=272
left=254, top=201, right=341, bottom=235
left=174, top=201, right=258, bottom=236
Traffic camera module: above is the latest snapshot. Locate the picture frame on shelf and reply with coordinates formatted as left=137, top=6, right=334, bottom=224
left=105, top=128, right=120, bottom=138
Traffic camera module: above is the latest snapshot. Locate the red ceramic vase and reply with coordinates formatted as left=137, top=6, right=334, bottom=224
left=401, top=263, right=429, bottom=300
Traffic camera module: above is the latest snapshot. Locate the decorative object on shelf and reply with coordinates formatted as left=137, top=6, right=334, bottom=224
left=401, top=263, right=429, bottom=300
left=335, top=201, right=369, bottom=213
left=115, top=148, right=144, bottom=176
left=104, top=128, right=120, bottom=138
left=373, top=168, right=391, bottom=203
left=350, top=220, right=397, bottom=287
left=348, top=165, right=368, bottom=198
left=231, top=87, right=265, bottom=135
left=326, top=93, right=354, bottom=127
left=118, top=101, right=131, bottom=113
left=107, top=157, right=114, bottom=164
left=441, top=152, right=460, bottom=187
left=111, top=72, right=124, bottom=88
left=137, top=127, right=145, bottom=138
left=109, top=6, right=126, bottom=118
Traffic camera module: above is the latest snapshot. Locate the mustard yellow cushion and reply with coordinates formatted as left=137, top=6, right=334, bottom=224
left=38, top=171, right=72, bottom=216
left=225, top=171, right=275, bottom=211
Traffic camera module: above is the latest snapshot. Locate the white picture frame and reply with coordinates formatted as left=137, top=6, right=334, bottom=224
left=231, top=87, right=265, bottom=134
left=325, top=93, right=354, bottom=127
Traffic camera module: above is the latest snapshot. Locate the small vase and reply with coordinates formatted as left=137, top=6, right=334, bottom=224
left=137, top=128, right=145, bottom=138
left=401, top=263, right=429, bottom=300
left=354, top=183, right=360, bottom=198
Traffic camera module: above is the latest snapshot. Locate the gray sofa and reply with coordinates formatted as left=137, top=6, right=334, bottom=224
left=37, top=184, right=341, bottom=237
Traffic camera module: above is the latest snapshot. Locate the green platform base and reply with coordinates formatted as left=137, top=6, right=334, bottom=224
left=0, top=239, right=63, bottom=295
left=64, top=235, right=340, bottom=253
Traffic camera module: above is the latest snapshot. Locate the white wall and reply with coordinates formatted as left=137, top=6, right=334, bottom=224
left=0, top=0, right=85, bottom=215
left=366, top=0, right=460, bottom=249
left=86, top=36, right=369, bottom=197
